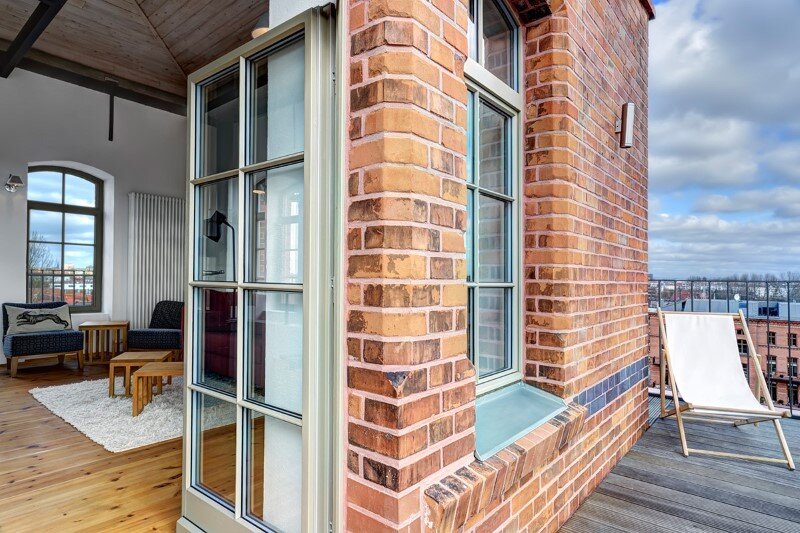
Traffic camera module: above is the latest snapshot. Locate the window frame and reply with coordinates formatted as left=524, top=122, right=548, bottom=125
left=183, top=9, right=334, bottom=533
left=26, top=166, right=104, bottom=313
left=465, top=0, right=524, bottom=397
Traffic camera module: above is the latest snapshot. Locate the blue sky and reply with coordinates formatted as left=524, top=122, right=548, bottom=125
left=648, top=0, right=800, bottom=278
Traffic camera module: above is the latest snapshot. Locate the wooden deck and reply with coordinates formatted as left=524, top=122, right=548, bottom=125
left=0, top=359, right=183, bottom=532
left=563, top=403, right=800, bottom=532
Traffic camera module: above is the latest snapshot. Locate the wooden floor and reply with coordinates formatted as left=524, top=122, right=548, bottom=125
left=0, top=359, right=183, bottom=532
left=563, top=404, right=800, bottom=532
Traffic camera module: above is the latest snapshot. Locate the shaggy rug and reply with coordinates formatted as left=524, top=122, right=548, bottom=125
left=29, top=377, right=234, bottom=452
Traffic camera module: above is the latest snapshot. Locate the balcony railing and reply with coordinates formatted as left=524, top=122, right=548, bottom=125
left=649, top=279, right=799, bottom=418
left=27, top=268, right=95, bottom=308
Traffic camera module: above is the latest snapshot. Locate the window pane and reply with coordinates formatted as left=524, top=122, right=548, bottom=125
left=27, top=170, right=62, bottom=203
left=246, top=411, right=302, bottom=532
left=479, top=101, right=508, bottom=195
left=466, top=191, right=474, bottom=282
left=194, top=392, right=237, bottom=507
left=251, top=39, right=305, bottom=163
left=482, top=0, right=514, bottom=87
left=64, top=244, right=94, bottom=270
left=197, top=178, right=238, bottom=282
left=65, top=213, right=95, bottom=244
left=28, top=242, right=61, bottom=269
left=199, top=69, right=240, bottom=176
left=467, top=91, right=474, bottom=184
left=477, top=288, right=508, bottom=376
left=247, top=291, right=303, bottom=415
left=29, top=209, right=62, bottom=242
left=478, top=194, right=507, bottom=282
left=468, top=0, right=477, bottom=60
left=64, top=174, right=96, bottom=207
left=195, top=288, right=238, bottom=396
left=248, top=163, right=304, bottom=284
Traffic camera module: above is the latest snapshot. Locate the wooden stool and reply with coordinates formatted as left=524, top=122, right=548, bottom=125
left=79, top=321, right=129, bottom=365
left=132, top=362, right=184, bottom=416
left=108, top=351, right=172, bottom=397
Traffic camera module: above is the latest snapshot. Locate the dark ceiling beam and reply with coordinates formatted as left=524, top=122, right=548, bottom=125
left=0, top=0, right=67, bottom=78
left=0, top=38, right=186, bottom=116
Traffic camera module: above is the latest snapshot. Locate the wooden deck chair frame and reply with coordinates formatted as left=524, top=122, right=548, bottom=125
left=657, top=308, right=795, bottom=470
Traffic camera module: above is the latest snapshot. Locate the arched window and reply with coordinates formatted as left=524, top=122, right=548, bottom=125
left=26, top=167, right=103, bottom=312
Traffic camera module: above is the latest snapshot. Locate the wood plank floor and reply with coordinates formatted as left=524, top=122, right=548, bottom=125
left=0, top=359, right=183, bottom=532
left=562, top=403, right=800, bottom=532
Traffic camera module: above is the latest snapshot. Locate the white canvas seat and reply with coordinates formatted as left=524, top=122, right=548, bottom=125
left=657, top=309, right=795, bottom=470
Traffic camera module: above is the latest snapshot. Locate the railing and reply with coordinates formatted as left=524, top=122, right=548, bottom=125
left=27, top=269, right=95, bottom=308
left=649, top=279, right=799, bottom=418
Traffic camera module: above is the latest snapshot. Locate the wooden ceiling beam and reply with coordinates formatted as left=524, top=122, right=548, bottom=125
left=0, top=0, right=67, bottom=78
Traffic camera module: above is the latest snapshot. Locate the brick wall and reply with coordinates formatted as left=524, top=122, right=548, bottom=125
left=344, top=0, right=652, bottom=530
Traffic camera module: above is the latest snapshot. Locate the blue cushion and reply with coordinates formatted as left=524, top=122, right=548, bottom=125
left=128, top=328, right=181, bottom=350
left=3, top=330, right=83, bottom=357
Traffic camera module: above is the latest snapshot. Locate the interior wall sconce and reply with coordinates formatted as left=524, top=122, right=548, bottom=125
left=615, top=102, right=635, bottom=149
left=4, top=174, right=23, bottom=192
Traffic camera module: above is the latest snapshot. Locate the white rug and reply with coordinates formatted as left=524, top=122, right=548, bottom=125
left=29, top=377, right=234, bottom=453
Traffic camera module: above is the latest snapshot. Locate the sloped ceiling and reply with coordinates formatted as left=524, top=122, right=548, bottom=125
left=0, top=0, right=266, bottom=101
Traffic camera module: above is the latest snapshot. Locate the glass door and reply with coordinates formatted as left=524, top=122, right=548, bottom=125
left=180, top=8, right=334, bottom=533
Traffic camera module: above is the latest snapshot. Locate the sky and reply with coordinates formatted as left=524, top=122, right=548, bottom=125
left=648, top=0, right=800, bottom=279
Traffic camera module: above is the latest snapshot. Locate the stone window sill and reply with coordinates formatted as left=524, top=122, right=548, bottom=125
left=474, top=381, right=568, bottom=460
left=423, top=400, right=587, bottom=532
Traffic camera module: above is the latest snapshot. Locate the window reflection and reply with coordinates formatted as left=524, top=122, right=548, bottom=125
left=482, top=0, right=514, bottom=87
left=199, top=69, right=240, bottom=177
left=197, top=178, right=238, bottom=282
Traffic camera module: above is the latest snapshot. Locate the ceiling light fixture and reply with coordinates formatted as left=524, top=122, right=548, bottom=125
left=252, top=11, right=270, bottom=38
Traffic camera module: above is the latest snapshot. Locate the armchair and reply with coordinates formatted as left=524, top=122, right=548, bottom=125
left=127, top=301, right=184, bottom=359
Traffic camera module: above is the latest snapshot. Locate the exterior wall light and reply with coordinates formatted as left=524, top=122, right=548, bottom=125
left=5, top=174, right=23, bottom=192
left=252, top=11, right=270, bottom=38
left=615, top=102, right=635, bottom=149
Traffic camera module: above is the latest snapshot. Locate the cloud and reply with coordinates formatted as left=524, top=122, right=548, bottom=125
left=694, top=188, right=800, bottom=218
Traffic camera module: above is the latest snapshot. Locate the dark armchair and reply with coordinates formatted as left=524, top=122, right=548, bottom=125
left=2, top=302, right=84, bottom=377
left=127, top=301, right=184, bottom=358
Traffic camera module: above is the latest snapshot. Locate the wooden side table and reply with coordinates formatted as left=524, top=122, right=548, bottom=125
left=78, top=321, right=129, bottom=365
left=108, top=350, right=173, bottom=397
left=132, top=362, right=184, bottom=416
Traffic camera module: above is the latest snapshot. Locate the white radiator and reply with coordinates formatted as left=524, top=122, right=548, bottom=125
left=127, top=192, right=186, bottom=329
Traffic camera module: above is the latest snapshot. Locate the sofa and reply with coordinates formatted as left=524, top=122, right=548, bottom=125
left=2, top=302, right=84, bottom=377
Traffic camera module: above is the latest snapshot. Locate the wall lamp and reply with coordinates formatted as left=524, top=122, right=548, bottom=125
left=5, top=174, right=23, bottom=192
left=615, top=102, right=635, bottom=149
left=252, top=11, right=269, bottom=38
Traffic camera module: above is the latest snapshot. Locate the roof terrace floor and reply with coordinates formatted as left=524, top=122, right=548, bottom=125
left=562, top=400, right=800, bottom=532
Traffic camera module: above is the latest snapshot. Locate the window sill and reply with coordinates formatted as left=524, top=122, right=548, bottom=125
left=474, top=381, right=568, bottom=460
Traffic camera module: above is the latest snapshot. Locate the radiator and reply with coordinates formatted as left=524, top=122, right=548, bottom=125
left=127, top=192, right=186, bottom=329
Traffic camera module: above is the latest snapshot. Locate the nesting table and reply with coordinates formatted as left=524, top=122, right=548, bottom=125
left=79, top=320, right=129, bottom=365
left=108, top=350, right=173, bottom=397
left=132, top=362, right=184, bottom=416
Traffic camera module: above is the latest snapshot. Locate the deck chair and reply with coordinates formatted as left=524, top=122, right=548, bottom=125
left=657, top=309, right=795, bottom=470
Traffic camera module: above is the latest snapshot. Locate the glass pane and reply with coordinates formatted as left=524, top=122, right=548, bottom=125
left=65, top=213, right=95, bottom=244
left=199, top=69, right=240, bottom=177
left=29, top=210, right=62, bottom=242
left=197, top=178, right=238, bottom=282
left=194, top=392, right=237, bottom=507
left=195, top=288, right=238, bottom=396
left=466, top=191, right=473, bottom=282
left=468, top=0, right=477, bottom=60
left=478, top=194, right=507, bottom=282
left=27, top=170, right=62, bottom=203
left=467, top=91, right=474, bottom=184
left=248, top=163, right=304, bottom=284
left=482, top=0, right=514, bottom=87
left=28, top=242, right=61, bottom=269
left=477, top=288, right=508, bottom=376
left=247, top=291, right=303, bottom=415
left=478, top=101, right=508, bottom=194
left=64, top=174, right=96, bottom=207
left=251, top=39, right=305, bottom=163
left=246, top=411, right=302, bottom=532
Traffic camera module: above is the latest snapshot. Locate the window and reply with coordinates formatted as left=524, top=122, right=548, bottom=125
left=26, top=167, right=103, bottom=312
left=736, top=328, right=744, bottom=336
left=738, top=338, right=749, bottom=356
left=791, top=358, right=798, bottom=378
left=768, top=331, right=776, bottom=345
left=768, top=356, right=777, bottom=375
left=790, top=333, right=797, bottom=347
left=466, top=0, right=521, bottom=394
left=184, top=14, right=331, bottom=533
left=769, top=382, right=778, bottom=402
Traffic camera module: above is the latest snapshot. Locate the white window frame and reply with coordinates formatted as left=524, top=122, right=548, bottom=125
left=465, top=0, right=524, bottom=397
left=180, top=8, right=335, bottom=533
